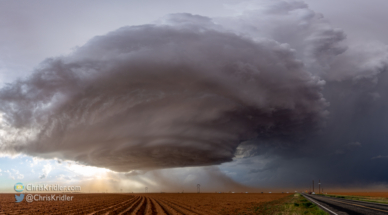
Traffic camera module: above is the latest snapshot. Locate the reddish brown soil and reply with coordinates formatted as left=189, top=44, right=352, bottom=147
left=0, top=193, right=290, bottom=215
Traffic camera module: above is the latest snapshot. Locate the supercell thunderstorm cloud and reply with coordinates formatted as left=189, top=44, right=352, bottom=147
left=0, top=13, right=327, bottom=171
left=1, top=0, right=388, bottom=188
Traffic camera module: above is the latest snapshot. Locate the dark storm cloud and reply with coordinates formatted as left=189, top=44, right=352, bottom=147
left=0, top=13, right=327, bottom=172
left=204, top=0, right=388, bottom=189
left=1, top=0, right=388, bottom=188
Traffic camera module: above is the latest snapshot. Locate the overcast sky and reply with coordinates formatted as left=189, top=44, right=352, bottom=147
left=1, top=0, right=388, bottom=193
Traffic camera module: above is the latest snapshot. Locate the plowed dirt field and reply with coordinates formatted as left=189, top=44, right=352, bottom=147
left=0, top=193, right=290, bottom=214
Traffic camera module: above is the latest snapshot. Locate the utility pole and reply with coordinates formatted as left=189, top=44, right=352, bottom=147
left=319, top=180, right=321, bottom=194
left=313, top=180, right=314, bottom=193
left=197, top=184, right=200, bottom=193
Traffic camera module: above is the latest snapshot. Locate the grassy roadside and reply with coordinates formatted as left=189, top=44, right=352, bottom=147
left=231, top=193, right=329, bottom=215
left=319, top=194, right=388, bottom=205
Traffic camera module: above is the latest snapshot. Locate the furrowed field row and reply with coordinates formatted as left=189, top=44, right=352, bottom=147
left=0, top=193, right=291, bottom=214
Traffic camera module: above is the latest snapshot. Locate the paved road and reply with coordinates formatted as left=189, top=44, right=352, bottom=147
left=302, top=193, right=388, bottom=215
